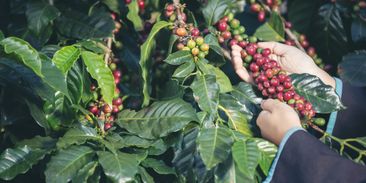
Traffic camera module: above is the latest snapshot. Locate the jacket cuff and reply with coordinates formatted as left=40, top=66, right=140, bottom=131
left=325, top=77, right=343, bottom=135
left=263, top=127, right=305, bottom=183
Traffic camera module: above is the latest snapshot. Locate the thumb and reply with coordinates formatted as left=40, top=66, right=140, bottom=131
left=260, top=99, right=280, bottom=112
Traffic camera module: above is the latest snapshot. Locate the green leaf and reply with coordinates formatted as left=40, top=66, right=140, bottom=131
left=219, top=94, right=252, bottom=137
left=45, top=146, right=95, bottom=183
left=290, top=73, right=345, bottom=113
left=190, top=74, right=220, bottom=114
left=287, top=0, right=320, bottom=34
left=52, top=46, right=80, bottom=74
left=254, top=12, right=285, bottom=42
left=209, top=65, right=233, bottom=93
left=97, top=151, right=142, bottom=183
left=157, top=79, right=184, bottom=100
left=164, top=50, right=194, bottom=65
left=232, top=140, right=260, bottom=178
left=72, top=161, right=98, bottom=183
left=202, top=0, right=233, bottom=26
left=57, top=125, right=102, bottom=149
left=140, top=21, right=172, bottom=107
left=56, top=10, right=114, bottom=39
left=0, top=146, right=48, bottom=180
left=0, top=136, right=56, bottom=180
left=40, top=54, right=70, bottom=99
left=338, top=50, right=366, bottom=87
left=25, top=1, right=60, bottom=35
left=102, top=0, right=119, bottom=13
left=117, top=99, right=198, bottom=139
left=232, top=82, right=262, bottom=105
left=127, top=0, right=143, bottom=31
left=204, top=34, right=223, bottom=56
left=67, top=62, right=85, bottom=104
left=172, top=128, right=199, bottom=174
left=197, top=127, right=234, bottom=170
left=0, top=58, right=54, bottom=101
left=351, top=18, right=366, bottom=43
left=138, top=167, right=154, bottom=183
left=81, top=51, right=115, bottom=106
left=173, top=60, right=195, bottom=78
left=204, top=34, right=226, bottom=66
left=254, top=138, right=277, bottom=175
left=0, top=37, right=42, bottom=77
left=215, top=156, right=255, bottom=183
left=142, top=158, right=176, bottom=175
left=122, top=135, right=155, bottom=148
left=168, top=34, right=179, bottom=53
left=24, top=100, right=51, bottom=132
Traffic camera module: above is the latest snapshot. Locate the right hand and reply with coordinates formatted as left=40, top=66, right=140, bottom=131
left=230, top=42, right=335, bottom=89
left=257, top=99, right=302, bottom=145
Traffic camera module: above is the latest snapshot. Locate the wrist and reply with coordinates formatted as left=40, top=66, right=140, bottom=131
left=316, top=69, right=336, bottom=89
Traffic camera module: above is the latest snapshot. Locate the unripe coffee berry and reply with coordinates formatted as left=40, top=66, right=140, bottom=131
left=187, top=40, right=196, bottom=49
left=196, top=37, right=204, bottom=45
left=200, top=44, right=209, bottom=52
left=176, top=28, right=187, bottom=37
left=191, top=48, right=199, bottom=56
left=230, top=19, right=240, bottom=29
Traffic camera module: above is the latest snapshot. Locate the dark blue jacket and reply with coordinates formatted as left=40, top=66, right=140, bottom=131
left=264, top=78, right=366, bottom=183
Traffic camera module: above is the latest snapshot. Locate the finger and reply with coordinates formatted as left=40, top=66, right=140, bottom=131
left=231, top=49, right=241, bottom=58
left=231, top=45, right=242, bottom=52
left=231, top=56, right=252, bottom=83
left=258, top=42, right=292, bottom=56
left=257, top=110, right=271, bottom=127
left=260, top=99, right=281, bottom=112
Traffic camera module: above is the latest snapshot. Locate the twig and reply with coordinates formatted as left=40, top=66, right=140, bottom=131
left=307, top=121, right=366, bottom=158
left=104, top=37, right=113, bottom=64
left=285, top=28, right=305, bottom=52
left=257, top=0, right=305, bottom=52
left=173, top=0, right=186, bottom=26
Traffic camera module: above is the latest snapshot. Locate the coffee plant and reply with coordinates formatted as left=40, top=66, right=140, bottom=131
left=0, top=0, right=365, bottom=182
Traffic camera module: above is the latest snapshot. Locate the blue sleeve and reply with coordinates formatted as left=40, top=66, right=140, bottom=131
left=325, top=77, right=343, bottom=134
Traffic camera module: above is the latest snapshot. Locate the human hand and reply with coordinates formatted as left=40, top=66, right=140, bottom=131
left=257, top=99, right=302, bottom=145
left=230, top=42, right=335, bottom=88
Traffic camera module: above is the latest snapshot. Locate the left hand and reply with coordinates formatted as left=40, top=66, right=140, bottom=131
left=257, top=99, right=302, bottom=145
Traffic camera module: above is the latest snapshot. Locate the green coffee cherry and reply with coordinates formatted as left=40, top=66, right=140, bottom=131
left=249, top=36, right=258, bottom=43
left=196, top=37, right=204, bottom=45
left=314, top=118, right=326, bottom=126
left=187, top=39, right=196, bottom=49
left=239, top=26, right=246, bottom=33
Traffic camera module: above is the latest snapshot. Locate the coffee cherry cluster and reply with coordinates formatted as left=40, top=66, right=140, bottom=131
left=249, top=0, right=282, bottom=22
left=165, top=3, right=209, bottom=60
left=284, top=30, right=325, bottom=69
left=86, top=15, right=125, bottom=131
left=247, top=44, right=316, bottom=119
left=214, top=15, right=316, bottom=120
left=164, top=4, right=187, bottom=24
left=88, top=60, right=124, bottom=131
left=215, top=13, right=250, bottom=47
left=176, top=35, right=210, bottom=60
